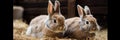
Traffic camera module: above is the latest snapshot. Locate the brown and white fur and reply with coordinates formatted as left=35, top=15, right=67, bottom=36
left=25, top=0, right=67, bottom=38
left=64, top=5, right=101, bottom=40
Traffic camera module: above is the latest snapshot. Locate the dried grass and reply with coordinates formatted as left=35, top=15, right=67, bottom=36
left=13, top=19, right=107, bottom=40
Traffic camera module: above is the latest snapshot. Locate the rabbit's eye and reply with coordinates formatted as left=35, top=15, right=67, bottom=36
left=53, top=19, right=56, bottom=23
left=86, top=21, right=89, bottom=24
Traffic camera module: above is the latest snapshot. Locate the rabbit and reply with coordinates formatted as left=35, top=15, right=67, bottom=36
left=64, top=5, right=101, bottom=40
left=25, top=0, right=67, bottom=38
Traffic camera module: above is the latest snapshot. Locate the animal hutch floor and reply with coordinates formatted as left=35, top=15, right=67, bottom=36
left=13, top=20, right=107, bottom=40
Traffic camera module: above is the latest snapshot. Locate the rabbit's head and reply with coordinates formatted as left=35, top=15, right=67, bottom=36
left=45, top=0, right=66, bottom=33
left=77, top=5, right=101, bottom=32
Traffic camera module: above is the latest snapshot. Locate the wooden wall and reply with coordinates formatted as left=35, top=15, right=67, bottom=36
left=14, top=0, right=71, bottom=24
left=13, top=0, right=107, bottom=28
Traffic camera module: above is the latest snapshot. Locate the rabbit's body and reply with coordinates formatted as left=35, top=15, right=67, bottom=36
left=26, top=0, right=66, bottom=38
left=65, top=17, right=95, bottom=39
left=27, top=15, right=63, bottom=38
left=29, top=15, right=47, bottom=29
left=65, top=17, right=80, bottom=32
left=25, top=15, right=47, bottom=38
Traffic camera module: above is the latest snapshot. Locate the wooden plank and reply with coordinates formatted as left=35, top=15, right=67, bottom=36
left=90, top=7, right=108, bottom=15
left=23, top=0, right=48, bottom=3
left=67, top=0, right=76, bottom=18
left=22, top=0, right=67, bottom=3
left=91, top=0, right=108, bottom=6
left=24, top=8, right=47, bottom=16
left=19, top=2, right=48, bottom=8
left=24, top=7, right=67, bottom=13
left=60, top=7, right=68, bottom=15
left=77, top=0, right=107, bottom=7
left=19, top=1, right=67, bottom=8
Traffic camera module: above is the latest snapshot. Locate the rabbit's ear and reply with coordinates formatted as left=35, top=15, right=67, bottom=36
left=77, top=5, right=84, bottom=19
left=84, top=5, right=91, bottom=15
left=48, top=0, right=54, bottom=15
left=54, top=0, right=61, bottom=14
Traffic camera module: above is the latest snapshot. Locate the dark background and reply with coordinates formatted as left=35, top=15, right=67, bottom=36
left=13, top=0, right=107, bottom=28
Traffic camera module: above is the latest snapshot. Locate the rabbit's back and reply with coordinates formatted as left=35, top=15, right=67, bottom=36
left=30, top=15, right=48, bottom=25
left=65, top=17, right=80, bottom=31
left=29, top=15, right=48, bottom=32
